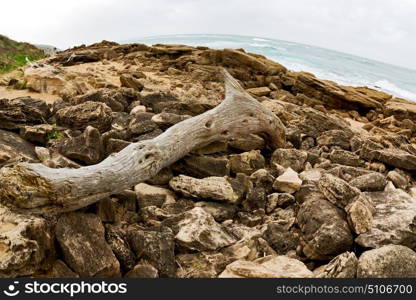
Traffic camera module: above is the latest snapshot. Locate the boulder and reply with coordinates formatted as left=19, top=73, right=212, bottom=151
left=355, top=190, right=416, bottom=249
left=194, top=201, right=237, bottom=222
left=219, top=255, right=312, bottom=278
left=55, top=212, right=120, bottom=277
left=55, top=101, right=113, bottom=133
left=0, top=129, right=37, bottom=167
left=0, top=207, right=54, bottom=277
left=35, top=147, right=81, bottom=169
left=297, top=198, right=353, bottom=260
left=368, top=148, right=416, bottom=171
left=39, top=260, right=79, bottom=278
left=0, top=97, right=50, bottom=130
left=127, top=226, right=176, bottom=277
left=264, top=223, right=299, bottom=255
left=273, top=168, right=302, bottom=194
left=171, top=207, right=237, bottom=251
left=104, top=224, right=136, bottom=272
left=329, top=150, right=365, bottom=167
left=244, top=169, right=275, bottom=211
left=387, top=170, right=409, bottom=189
left=314, top=252, right=358, bottom=278
left=345, top=196, right=375, bottom=234
left=229, top=134, right=265, bottom=151
left=271, top=149, right=308, bottom=172
left=316, top=130, right=352, bottom=150
left=246, top=87, right=271, bottom=97
left=151, top=112, right=191, bottom=128
left=135, top=183, right=176, bottom=209
left=169, top=175, right=240, bottom=204
left=357, top=245, right=416, bottom=278
left=318, top=173, right=360, bottom=208
left=349, top=172, right=387, bottom=192
left=229, top=150, right=265, bottom=175
left=57, top=126, right=104, bottom=165
left=20, top=124, right=54, bottom=145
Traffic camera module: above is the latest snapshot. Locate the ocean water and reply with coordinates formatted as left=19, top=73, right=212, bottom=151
left=128, top=34, right=416, bottom=101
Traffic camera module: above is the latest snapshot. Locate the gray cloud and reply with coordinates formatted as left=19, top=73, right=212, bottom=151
left=1, top=0, right=415, bottom=69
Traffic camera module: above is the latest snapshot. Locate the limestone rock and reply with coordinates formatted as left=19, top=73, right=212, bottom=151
left=0, top=207, right=54, bottom=277
left=0, top=129, right=37, bottom=167
left=172, top=207, right=237, bottom=251
left=135, top=183, right=176, bottom=209
left=349, top=172, right=387, bottom=192
left=39, top=260, right=79, bottom=278
left=358, top=245, right=416, bottom=278
left=297, top=199, right=353, bottom=260
left=229, top=134, right=265, bottom=151
left=387, top=170, right=409, bottom=189
left=368, top=148, right=416, bottom=171
left=55, top=212, right=120, bottom=277
left=345, top=196, right=375, bottom=234
left=355, top=190, right=416, bottom=249
left=169, top=175, right=240, bottom=204
left=125, top=262, right=159, bottom=278
left=0, top=97, right=50, bottom=130
left=151, top=112, right=191, bottom=128
left=318, top=173, right=360, bottom=208
left=314, top=252, right=358, bottom=278
left=273, top=168, right=302, bottom=194
left=20, top=124, right=54, bottom=145
left=229, top=150, right=265, bottom=175
left=104, top=224, right=136, bottom=272
left=271, top=148, right=308, bottom=172
left=246, top=87, right=271, bottom=97
left=176, top=252, right=227, bottom=278
left=55, top=101, right=113, bottom=133
left=219, top=255, right=312, bottom=278
left=57, top=126, right=104, bottom=165
left=329, top=150, right=365, bottom=167
left=194, top=201, right=237, bottom=223
left=120, top=74, right=144, bottom=91
left=127, top=226, right=176, bottom=277
left=316, top=130, right=352, bottom=150
left=183, top=155, right=230, bottom=178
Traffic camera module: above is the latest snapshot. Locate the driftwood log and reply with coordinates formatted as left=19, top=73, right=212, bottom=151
left=0, top=69, right=286, bottom=214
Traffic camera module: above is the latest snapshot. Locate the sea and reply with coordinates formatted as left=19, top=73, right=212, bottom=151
left=126, top=34, right=416, bottom=102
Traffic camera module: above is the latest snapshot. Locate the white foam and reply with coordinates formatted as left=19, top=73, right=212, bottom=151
left=252, top=38, right=270, bottom=42
left=374, top=80, right=416, bottom=100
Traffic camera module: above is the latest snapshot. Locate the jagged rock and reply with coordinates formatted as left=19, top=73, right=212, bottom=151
left=246, top=87, right=271, bottom=97
left=55, top=212, right=120, bottom=277
left=294, top=183, right=324, bottom=204
left=106, top=138, right=131, bottom=155
left=151, top=112, right=190, bottom=128
left=228, top=134, right=265, bottom=151
left=195, top=201, right=237, bottom=222
left=135, top=183, right=176, bottom=208
left=219, top=255, right=312, bottom=278
left=0, top=207, right=54, bottom=277
left=264, top=223, right=299, bottom=255
left=273, top=168, right=302, bottom=194
left=387, top=170, right=409, bottom=189
left=314, top=252, right=358, bottom=278
left=299, top=168, right=322, bottom=183
left=329, top=149, right=365, bottom=167
left=127, top=226, right=176, bottom=277
left=355, top=190, right=416, bottom=249
left=327, top=165, right=372, bottom=182
left=125, top=262, right=159, bottom=278
left=120, top=74, right=144, bottom=91
left=0, top=97, right=50, bottom=129
left=266, top=193, right=295, bottom=211
left=69, top=88, right=138, bottom=112
left=105, top=224, right=136, bottom=272
left=345, top=195, right=375, bottom=234
left=170, top=207, right=237, bottom=251
left=297, top=198, right=353, bottom=260
left=35, top=147, right=81, bottom=168
left=183, top=155, right=230, bottom=177
left=57, top=126, right=104, bottom=165
left=176, top=252, right=227, bottom=278
left=318, top=173, right=360, bottom=208
left=169, top=175, right=240, bottom=204
left=243, top=169, right=274, bottom=211
left=367, top=148, right=416, bottom=170
left=39, top=260, right=79, bottom=278
left=229, top=150, right=265, bottom=175
left=316, top=130, right=352, bottom=150
left=127, top=112, right=159, bottom=137
left=271, top=149, right=308, bottom=172
left=146, top=167, right=174, bottom=185
left=55, top=101, right=113, bottom=133
left=357, top=245, right=416, bottom=278
left=96, top=198, right=128, bottom=223
left=0, top=129, right=37, bottom=166
left=349, top=172, right=387, bottom=192
left=292, top=107, right=353, bottom=138
left=20, top=124, right=54, bottom=145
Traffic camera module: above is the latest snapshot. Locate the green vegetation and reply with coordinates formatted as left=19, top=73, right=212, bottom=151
left=0, top=34, right=45, bottom=74
left=47, top=124, right=62, bottom=140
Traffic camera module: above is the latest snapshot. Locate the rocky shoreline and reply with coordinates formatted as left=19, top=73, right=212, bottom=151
left=0, top=41, right=416, bottom=278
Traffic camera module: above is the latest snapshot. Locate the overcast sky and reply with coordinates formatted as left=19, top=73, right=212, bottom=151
left=1, top=0, right=415, bottom=69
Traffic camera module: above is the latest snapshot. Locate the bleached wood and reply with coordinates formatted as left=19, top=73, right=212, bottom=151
left=0, top=69, right=285, bottom=214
